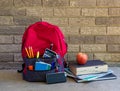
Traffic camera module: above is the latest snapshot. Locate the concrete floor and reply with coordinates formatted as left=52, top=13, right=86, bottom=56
left=0, top=67, right=120, bottom=91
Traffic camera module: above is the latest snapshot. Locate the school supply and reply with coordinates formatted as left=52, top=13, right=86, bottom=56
left=46, top=72, right=66, bottom=84
left=75, top=71, right=117, bottom=83
left=28, top=65, right=34, bottom=71
left=36, top=51, right=40, bottom=59
left=65, top=68, right=117, bottom=83
left=19, top=21, right=67, bottom=83
left=25, top=46, right=34, bottom=58
left=35, top=61, right=51, bottom=71
left=43, top=48, right=57, bottom=58
left=69, top=60, right=108, bottom=75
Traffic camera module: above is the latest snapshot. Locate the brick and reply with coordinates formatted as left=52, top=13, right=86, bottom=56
left=14, top=53, right=23, bottom=62
left=95, top=36, right=107, bottom=44
left=14, top=16, right=41, bottom=25
left=109, top=8, right=120, bottom=16
left=0, top=53, right=13, bottom=62
left=0, top=0, right=13, bottom=7
left=108, top=45, right=120, bottom=52
left=42, top=18, right=68, bottom=26
left=95, top=17, right=109, bottom=25
left=60, top=27, right=80, bottom=35
left=0, top=16, right=13, bottom=25
left=94, top=53, right=112, bottom=61
left=12, top=8, right=26, bottom=16
left=81, top=44, right=106, bottom=52
left=94, top=53, right=120, bottom=62
left=87, top=53, right=94, bottom=60
left=69, top=35, right=94, bottom=44
left=59, top=27, right=67, bottom=35
left=0, top=35, right=13, bottom=43
left=0, top=62, right=22, bottom=69
left=26, top=7, right=53, bottom=17
left=107, top=27, right=120, bottom=35
left=69, top=18, right=95, bottom=26
left=110, top=18, right=120, bottom=25
left=68, top=44, right=80, bottom=52
left=67, top=52, right=77, bottom=61
left=0, top=8, right=26, bottom=16
left=0, top=26, right=25, bottom=35
left=43, top=0, right=69, bottom=7
left=108, top=36, right=120, bottom=44
left=41, top=8, right=53, bottom=17
left=65, top=36, right=69, bottom=43
left=81, top=27, right=106, bottom=35
left=95, top=36, right=120, bottom=44
left=97, top=0, right=120, bottom=7
left=96, top=17, right=120, bottom=25
left=0, top=44, right=21, bottom=52
left=82, top=8, right=108, bottom=16
left=14, top=0, right=42, bottom=6
left=54, top=8, right=81, bottom=17
left=70, top=0, right=96, bottom=7
left=111, top=54, right=120, bottom=62
left=14, top=35, right=22, bottom=44
left=67, top=52, right=94, bottom=61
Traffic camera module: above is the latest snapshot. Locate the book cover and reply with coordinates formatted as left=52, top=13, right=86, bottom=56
left=69, top=60, right=108, bottom=75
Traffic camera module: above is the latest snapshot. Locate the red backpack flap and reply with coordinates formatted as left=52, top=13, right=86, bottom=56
left=53, top=26, right=67, bottom=57
left=22, top=21, right=67, bottom=58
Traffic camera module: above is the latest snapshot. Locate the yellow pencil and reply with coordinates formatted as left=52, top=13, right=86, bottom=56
left=30, top=46, right=34, bottom=58
left=29, top=46, right=32, bottom=58
left=25, top=47, right=30, bottom=58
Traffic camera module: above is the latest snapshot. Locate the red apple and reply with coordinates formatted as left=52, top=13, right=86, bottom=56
left=76, top=53, right=88, bottom=65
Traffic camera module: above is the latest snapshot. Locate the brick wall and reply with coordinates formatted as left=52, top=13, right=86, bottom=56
left=0, top=0, right=120, bottom=69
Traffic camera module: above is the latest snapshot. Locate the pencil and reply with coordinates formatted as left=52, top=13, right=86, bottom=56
left=28, top=46, right=32, bottom=58
left=30, top=46, right=34, bottom=58
left=25, top=47, right=30, bottom=58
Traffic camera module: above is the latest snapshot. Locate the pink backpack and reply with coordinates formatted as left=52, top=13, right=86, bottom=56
left=18, top=21, right=67, bottom=82
left=21, top=21, right=67, bottom=71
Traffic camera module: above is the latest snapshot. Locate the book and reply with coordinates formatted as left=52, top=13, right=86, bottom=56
left=74, top=72, right=117, bottom=83
left=65, top=68, right=117, bottom=83
left=69, top=60, right=108, bottom=75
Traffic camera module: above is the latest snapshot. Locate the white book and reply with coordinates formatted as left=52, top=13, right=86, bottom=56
left=69, top=60, right=108, bottom=75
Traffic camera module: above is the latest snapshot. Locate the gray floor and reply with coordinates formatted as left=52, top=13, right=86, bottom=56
left=0, top=67, right=120, bottom=91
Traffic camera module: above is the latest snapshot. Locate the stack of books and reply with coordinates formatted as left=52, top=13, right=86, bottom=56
left=65, top=60, right=117, bottom=83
